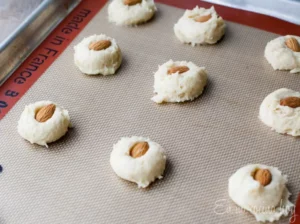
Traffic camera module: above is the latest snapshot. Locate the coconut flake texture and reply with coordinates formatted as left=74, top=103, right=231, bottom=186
left=151, top=60, right=207, bottom=103
left=18, top=101, right=71, bottom=147
left=174, top=6, right=226, bottom=45
left=229, top=164, right=294, bottom=222
left=108, top=0, right=156, bottom=26
left=264, top=35, right=300, bottom=73
left=259, top=88, right=300, bottom=136
left=110, top=136, right=167, bottom=188
left=74, top=34, right=122, bottom=75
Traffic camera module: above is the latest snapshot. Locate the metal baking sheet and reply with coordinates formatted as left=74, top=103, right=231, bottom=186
left=203, top=0, right=300, bottom=25
left=0, top=0, right=80, bottom=86
left=0, top=2, right=299, bottom=224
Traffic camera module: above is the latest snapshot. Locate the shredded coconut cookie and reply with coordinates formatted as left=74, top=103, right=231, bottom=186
left=265, top=35, right=300, bottom=73
left=229, top=164, right=293, bottom=222
left=18, top=101, right=71, bottom=147
left=174, top=6, right=226, bottom=45
left=74, top=34, right=122, bottom=75
left=110, top=136, right=166, bottom=188
left=152, top=60, right=207, bottom=103
left=259, top=88, right=300, bottom=136
left=108, top=0, right=156, bottom=26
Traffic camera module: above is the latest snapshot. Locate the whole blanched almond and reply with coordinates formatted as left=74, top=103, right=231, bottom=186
left=123, top=0, right=142, bottom=6
left=194, top=14, right=212, bottom=23
left=35, top=104, right=56, bottom=122
left=167, top=66, right=189, bottom=75
left=280, top=96, right=300, bottom=108
left=253, top=169, right=272, bottom=186
left=130, top=142, right=149, bottom=158
left=89, top=40, right=111, bottom=51
left=285, top=37, right=300, bottom=52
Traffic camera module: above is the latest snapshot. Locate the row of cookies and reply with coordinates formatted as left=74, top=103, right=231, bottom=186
left=108, top=0, right=300, bottom=73
left=107, top=0, right=226, bottom=46
left=17, top=104, right=295, bottom=223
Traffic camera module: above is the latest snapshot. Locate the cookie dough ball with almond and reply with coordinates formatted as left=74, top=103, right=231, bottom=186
left=174, top=6, right=226, bottom=45
left=265, top=35, right=300, bottom=73
left=151, top=60, right=207, bottom=103
left=229, top=164, right=293, bottom=222
left=18, top=101, right=71, bottom=147
left=110, top=136, right=167, bottom=188
left=259, top=88, right=300, bottom=136
left=108, top=0, right=156, bottom=26
left=74, top=34, right=122, bottom=75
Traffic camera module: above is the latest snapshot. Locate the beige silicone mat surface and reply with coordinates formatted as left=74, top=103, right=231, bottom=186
left=1, top=2, right=299, bottom=224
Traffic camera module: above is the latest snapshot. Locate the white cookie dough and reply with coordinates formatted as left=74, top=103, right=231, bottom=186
left=151, top=60, right=207, bottom=103
left=229, top=164, right=293, bottom=222
left=265, top=35, right=300, bottom=73
left=108, top=0, right=156, bottom=26
left=18, top=101, right=71, bottom=147
left=74, top=34, right=122, bottom=75
left=110, top=136, right=166, bottom=188
left=259, top=88, right=300, bottom=136
left=174, top=6, right=226, bottom=45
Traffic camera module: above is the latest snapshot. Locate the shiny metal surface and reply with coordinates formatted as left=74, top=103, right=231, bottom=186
left=203, top=0, right=300, bottom=25
left=0, top=0, right=80, bottom=86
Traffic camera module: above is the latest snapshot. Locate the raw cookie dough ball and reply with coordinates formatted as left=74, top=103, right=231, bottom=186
left=110, top=136, right=167, bottom=188
left=18, top=101, right=71, bottom=147
left=108, top=0, right=156, bottom=26
left=265, top=35, right=300, bottom=73
left=151, top=60, right=207, bottom=103
left=174, top=6, right=226, bottom=45
left=74, top=34, right=122, bottom=75
left=229, top=164, right=293, bottom=222
left=259, top=88, right=300, bottom=136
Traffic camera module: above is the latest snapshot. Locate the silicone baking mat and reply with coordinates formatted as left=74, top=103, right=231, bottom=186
left=1, top=1, right=300, bottom=224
